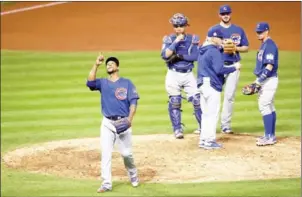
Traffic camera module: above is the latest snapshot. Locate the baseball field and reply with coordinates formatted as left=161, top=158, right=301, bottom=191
left=1, top=2, right=301, bottom=196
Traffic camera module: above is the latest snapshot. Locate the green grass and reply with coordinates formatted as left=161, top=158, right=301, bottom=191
left=1, top=1, right=17, bottom=6
left=1, top=50, right=301, bottom=196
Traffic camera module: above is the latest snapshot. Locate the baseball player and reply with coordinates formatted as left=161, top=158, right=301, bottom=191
left=161, top=13, right=202, bottom=139
left=242, top=22, right=279, bottom=146
left=197, top=26, right=241, bottom=149
left=86, top=54, right=139, bottom=192
left=210, top=4, right=249, bottom=134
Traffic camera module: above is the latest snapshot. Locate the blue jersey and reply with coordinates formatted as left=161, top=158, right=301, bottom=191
left=212, top=24, right=249, bottom=63
left=254, top=38, right=278, bottom=77
left=197, top=44, right=236, bottom=92
left=86, top=77, right=139, bottom=117
left=161, top=34, right=199, bottom=71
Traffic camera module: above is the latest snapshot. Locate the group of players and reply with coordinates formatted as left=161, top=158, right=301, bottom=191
left=161, top=5, right=279, bottom=149
left=86, top=4, right=279, bottom=193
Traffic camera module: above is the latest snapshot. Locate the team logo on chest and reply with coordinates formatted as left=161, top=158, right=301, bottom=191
left=115, top=88, right=127, bottom=100
left=230, top=33, right=241, bottom=45
left=257, top=50, right=264, bottom=61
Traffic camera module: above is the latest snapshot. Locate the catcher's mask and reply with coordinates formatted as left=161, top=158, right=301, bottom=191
left=169, top=13, right=189, bottom=27
left=106, top=57, right=119, bottom=67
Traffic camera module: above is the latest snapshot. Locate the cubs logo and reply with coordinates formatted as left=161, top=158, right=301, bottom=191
left=257, top=50, right=264, bottom=61
left=230, top=33, right=241, bottom=45
left=115, top=88, right=127, bottom=100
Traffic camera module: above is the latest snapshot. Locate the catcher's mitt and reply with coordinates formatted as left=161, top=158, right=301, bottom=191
left=166, top=53, right=184, bottom=64
left=223, top=39, right=236, bottom=54
left=242, top=83, right=261, bottom=95
left=112, top=117, right=131, bottom=134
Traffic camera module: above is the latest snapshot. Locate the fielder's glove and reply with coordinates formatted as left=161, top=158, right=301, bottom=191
left=223, top=39, right=236, bottom=54
left=242, top=83, right=261, bottom=95
left=112, top=117, right=131, bottom=134
left=166, top=53, right=184, bottom=64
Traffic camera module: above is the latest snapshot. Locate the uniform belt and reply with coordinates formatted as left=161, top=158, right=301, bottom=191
left=224, top=61, right=237, bottom=65
left=106, top=116, right=125, bottom=121
left=170, top=68, right=192, bottom=73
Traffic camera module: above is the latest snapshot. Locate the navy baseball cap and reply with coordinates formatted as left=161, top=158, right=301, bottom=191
left=207, top=26, right=224, bottom=39
left=106, top=57, right=119, bottom=67
left=255, top=22, right=270, bottom=33
left=219, top=5, right=232, bottom=14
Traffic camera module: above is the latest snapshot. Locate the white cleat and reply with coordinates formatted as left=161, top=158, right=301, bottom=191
left=174, top=129, right=184, bottom=139
left=130, top=176, right=139, bottom=187
left=193, top=129, right=201, bottom=134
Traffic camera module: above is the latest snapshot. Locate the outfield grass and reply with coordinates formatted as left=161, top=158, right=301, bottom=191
left=1, top=50, right=301, bottom=196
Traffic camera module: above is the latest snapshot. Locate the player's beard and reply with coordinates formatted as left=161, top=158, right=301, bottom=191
left=107, top=68, right=118, bottom=75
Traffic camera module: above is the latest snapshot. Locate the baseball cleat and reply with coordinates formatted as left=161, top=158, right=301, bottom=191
left=130, top=176, right=139, bottom=187
left=256, top=136, right=277, bottom=146
left=174, top=129, right=184, bottom=139
left=97, top=185, right=112, bottom=193
left=193, top=129, right=201, bottom=134
left=221, top=128, right=233, bottom=134
left=199, top=141, right=222, bottom=150
left=256, top=136, right=266, bottom=142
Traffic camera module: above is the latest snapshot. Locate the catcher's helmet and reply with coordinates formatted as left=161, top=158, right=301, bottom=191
left=169, top=13, right=189, bottom=26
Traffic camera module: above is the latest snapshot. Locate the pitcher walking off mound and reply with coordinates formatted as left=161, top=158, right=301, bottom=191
left=86, top=54, right=139, bottom=192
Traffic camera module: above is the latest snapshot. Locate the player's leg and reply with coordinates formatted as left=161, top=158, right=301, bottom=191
left=184, top=72, right=202, bottom=134
left=198, top=85, right=208, bottom=145
left=116, top=128, right=139, bottom=187
left=271, top=78, right=279, bottom=136
left=221, top=62, right=241, bottom=134
left=199, top=82, right=222, bottom=149
left=256, top=77, right=278, bottom=146
left=165, top=70, right=183, bottom=138
left=99, top=117, right=116, bottom=191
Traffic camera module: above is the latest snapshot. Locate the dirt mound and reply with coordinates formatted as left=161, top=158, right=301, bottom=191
left=2, top=134, right=300, bottom=183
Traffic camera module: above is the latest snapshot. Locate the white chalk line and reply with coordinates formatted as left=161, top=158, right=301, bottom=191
left=1, top=2, right=69, bottom=16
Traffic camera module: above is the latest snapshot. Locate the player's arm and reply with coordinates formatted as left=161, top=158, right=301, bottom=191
left=236, top=45, right=249, bottom=53
left=211, top=49, right=240, bottom=74
left=86, top=54, right=104, bottom=91
left=236, top=29, right=249, bottom=53
left=127, top=81, right=140, bottom=124
left=128, top=103, right=137, bottom=124
left=182, top=35, right=199, bottom=61
left=161, top=35, right=184, bottom=59
left=255, top=48, right=276, bottom=84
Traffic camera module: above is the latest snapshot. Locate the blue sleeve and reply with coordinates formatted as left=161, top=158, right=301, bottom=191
left=211, top=49, right=236, bottom=75
left=263, top=45, right=277, bottom=65
left=86, top=78, right=102, bottom=91
left=128, top=80, right=140, bottom=105
left=183, top=35, right=199, bottom=61
left=240, top=28, right=249, bottom=46
left=183, top=45, right=198, bottom=61
left=161, top=35, right=173, bottom=60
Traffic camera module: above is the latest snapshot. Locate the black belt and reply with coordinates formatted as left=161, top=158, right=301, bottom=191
left=106, top=116, right=125, bottom=121
left=170, top=68, right=192, bottom=73
left=224, top=61, right=237, bottom=65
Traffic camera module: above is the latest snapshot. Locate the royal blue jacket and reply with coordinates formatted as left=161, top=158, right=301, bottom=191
left=197, top=44, right=236, bottom=92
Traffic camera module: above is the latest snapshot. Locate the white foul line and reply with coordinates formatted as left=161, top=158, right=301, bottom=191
left=1, top=2, right=69, bottom=16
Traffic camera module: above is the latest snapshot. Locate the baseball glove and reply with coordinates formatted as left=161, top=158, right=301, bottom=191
left=242, top=83, right=261, bottom=95
left=112, top=117, right=131, bottom=134
left=166, top=53, right=184, bottom=64
left=223, top=39, right=236, bottom=54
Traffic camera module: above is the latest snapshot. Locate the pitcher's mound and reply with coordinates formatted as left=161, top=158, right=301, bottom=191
left=2, top=134, right=300, bottom=183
